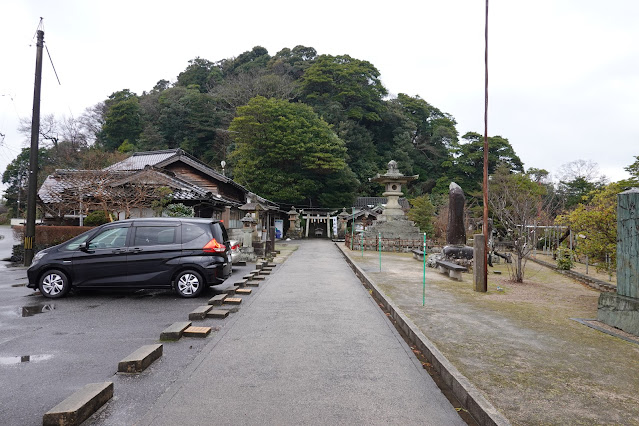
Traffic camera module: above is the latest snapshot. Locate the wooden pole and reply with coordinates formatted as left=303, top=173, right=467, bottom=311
left=24, top=28, right=44, bottom=267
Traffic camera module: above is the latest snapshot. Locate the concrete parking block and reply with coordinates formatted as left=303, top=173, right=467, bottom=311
left=118, top=344, right=163, bottom=374
left=235, top=279, right=248, bottom=288
left=250, top=269, right=261, bottom=275
left=189, top=305, right=213, bottom=320
left=242, top=274, right=255, bottom=280
left=259, top=270, right=271, bottom=275
left=266, top=263, right=277, bottom=268
left=255, top=263, right=263, bottom=270
left=246, top=281, right=260, bottom=287
left=252, top=275, right=266, bottom=281
left=236, top=288, right=252, bottom=295
left=224, top=297, right=242, bottom=305
left=208, top=294, right=228, bottom=306
left=207, top=309, right=229, bottom=319
left=160, top=321, right=192, bottom=341
left=223, top=286, right=239, bottom=295
left=43, top=382, right=113, bottom=426
left=183, top=326, right=212, bottom=338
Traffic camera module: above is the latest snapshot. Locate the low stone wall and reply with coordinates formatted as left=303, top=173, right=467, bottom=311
left=344, top=234, right=437, bottom=253
left=527, top=256, right=616, bottom=292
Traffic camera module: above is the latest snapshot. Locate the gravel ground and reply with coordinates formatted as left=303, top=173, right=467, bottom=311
left=344, top=247, right=639, bottom=425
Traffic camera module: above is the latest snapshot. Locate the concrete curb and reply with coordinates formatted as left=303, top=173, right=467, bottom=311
left=118, top=344, right=163, bottom=374
left=43, top=381, right=113, bottom=426
left=336, top=243, right=510, bottom=426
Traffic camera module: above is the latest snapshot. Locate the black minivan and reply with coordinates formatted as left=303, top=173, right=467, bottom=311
left=27, top=218, right=232, bottom=298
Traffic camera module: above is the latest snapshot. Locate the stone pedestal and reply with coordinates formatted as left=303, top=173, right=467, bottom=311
left=473, top=234, right=487, bottom=292
left=597, top=188, right=639, bottom=336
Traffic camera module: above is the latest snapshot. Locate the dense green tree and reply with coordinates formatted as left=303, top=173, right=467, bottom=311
left=176, top=57, right=222, bottom=92
left=556, top=182, right=621, bottom=273
left=299, top=54, right=387, bottom=123
left=268, top=45, right=317, bottom=79
left=219, top=46, right=270, bottom=77
left=556, top=160, right=607, bottom=210
left=435, top=132, right=523, bottom=195
left=407, top=195, right=436, bottom=235
left=229, top=97, right=357, bottom=206
left=100, top=90, right=143, bottom=151
left=2, top=148, right=53, bottom=216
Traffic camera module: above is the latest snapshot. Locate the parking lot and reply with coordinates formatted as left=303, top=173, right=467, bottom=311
left=0, top=254, right=256, bottom=426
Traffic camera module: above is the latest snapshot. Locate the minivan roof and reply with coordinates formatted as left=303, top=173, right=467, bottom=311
left=113, top=217, right=222, bottom=224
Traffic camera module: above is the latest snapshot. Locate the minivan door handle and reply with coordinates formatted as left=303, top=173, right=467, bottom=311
left=112, top=248, right=127, bottom=254
left=128, top=248, right=143, bottom=253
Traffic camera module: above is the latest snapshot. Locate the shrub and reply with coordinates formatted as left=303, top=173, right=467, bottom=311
left=556, top=249, right=573, bottom=270
left=84, top=211, right=110, bottom=226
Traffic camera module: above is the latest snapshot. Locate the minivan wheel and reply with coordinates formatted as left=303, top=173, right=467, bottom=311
left=39, top=269, right=70, bottom=299
left=175, top=270, right=205, bottom=298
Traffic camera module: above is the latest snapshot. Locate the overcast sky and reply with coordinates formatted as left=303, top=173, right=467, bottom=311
left=1, top=0, right=637, bottom=192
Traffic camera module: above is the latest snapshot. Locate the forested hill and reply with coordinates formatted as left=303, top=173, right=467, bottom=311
left=4, top=45, right=524, bottom=209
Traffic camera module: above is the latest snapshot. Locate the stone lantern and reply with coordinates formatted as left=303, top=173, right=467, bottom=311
left=337, top=207, right=351, bottom=239
left=369, top=160, right=418, bottom=221
left=240, top=213, right=257, bottom=250
left=286, top=206, right=302, bottom=239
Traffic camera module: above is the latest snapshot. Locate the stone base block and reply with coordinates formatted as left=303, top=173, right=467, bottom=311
left=598, top=292, right=639, bottom=336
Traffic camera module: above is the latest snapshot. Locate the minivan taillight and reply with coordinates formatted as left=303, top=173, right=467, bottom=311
left=203, top=238, right=226, bottom=253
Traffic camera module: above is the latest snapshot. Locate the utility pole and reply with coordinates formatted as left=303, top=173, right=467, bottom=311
left=24, top=28, right=44, bottom=266
left=481, top=0, right=489, bottom=291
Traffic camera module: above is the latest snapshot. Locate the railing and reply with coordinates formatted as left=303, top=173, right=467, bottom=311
left=344, top=233, right=436, bottom=252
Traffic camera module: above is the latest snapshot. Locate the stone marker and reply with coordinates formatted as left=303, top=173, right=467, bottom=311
left=473, top=233, right=487, bottom=292
left=183, top=326, right=212, bottom=338
left=189, top=305, right=213, bottom=320
left=118, top=344, right=163, bottom=373
left=207, top=309, right=229, bottom=319
left=160, top=321, right=192, bottom=341
left=598, top=187, right=639, bottom=336
left=43, top=382, right=113, bottom=426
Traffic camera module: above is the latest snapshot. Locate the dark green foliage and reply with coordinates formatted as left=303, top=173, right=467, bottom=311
left=229, top=97, right=356, bottom=206
left=100, top=90, right=143, bottom=151
left=84, top=210, right=110, bottom=226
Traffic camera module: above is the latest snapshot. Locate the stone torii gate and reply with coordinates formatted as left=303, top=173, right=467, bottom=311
left=303, top=210, right=333, bottom=238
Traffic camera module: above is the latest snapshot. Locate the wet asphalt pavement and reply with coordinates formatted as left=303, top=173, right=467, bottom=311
left=0, top=234, right=462, bottom=425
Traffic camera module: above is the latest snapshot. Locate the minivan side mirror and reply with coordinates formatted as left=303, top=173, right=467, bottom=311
left=78, top=242, right=89, bottom=252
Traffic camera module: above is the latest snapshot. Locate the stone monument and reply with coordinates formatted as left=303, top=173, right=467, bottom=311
left=286, top=206, right=302, bottom=239
left=598, top=187, right=639, bottom=336
left=442, top=182, right=473, bottom=261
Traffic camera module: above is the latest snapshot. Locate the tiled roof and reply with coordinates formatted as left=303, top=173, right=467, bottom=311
left=104, top=149, right=179, bottom=171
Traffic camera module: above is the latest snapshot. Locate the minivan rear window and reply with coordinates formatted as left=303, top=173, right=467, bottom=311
left=182, top=224, right=209, bottom=244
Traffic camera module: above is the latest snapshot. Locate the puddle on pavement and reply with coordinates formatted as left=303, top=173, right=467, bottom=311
left=20, top=303, right=55, bottom=317
left=0, top=354, right=53, bottom=365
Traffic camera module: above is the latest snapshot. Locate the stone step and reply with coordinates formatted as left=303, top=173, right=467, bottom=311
left=252, top=275, right=266, bottom=281
left=207, top=309, right=229, bottom=319
left=160, top=321, right=192, bottom=341
left=208, top=294, right=228, bottom=306
left=43, top=382, right=113, bottom=426
left=224, top=297, right=242, bottom=305
left=242, top=273, right=255, bottom=280
left=266, top=263, right=277, bottom=268
left=236, top=288, right=252, bottom=295
left=118, top=344, right=163, bottom=374
left=246, top=281, right=260, bottom=287
left=223, top=286, right=239, bottom=295
left=259, top=270, right=271, bottom=276
left=183, top=326, right=212, bottom=338
left=250, top=269, right=261, bottom=275
left=189, top=305, right=213, bottom=320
